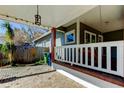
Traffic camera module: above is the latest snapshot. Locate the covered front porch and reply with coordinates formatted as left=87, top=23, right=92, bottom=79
left=0, top=5, right=124, bottom=88
left=51, top=5, right=124, bottom=87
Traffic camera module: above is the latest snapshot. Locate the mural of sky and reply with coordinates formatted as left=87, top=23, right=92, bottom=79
left=0, top=19, right=48, bottom=44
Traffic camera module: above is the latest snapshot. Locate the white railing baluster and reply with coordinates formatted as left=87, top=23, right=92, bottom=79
left=117, top=44, right=124, bottom=77
left=55, top=47, right=57, bottom=59
left=54, top=41, right=124, bottom=77
left=85, top=47, right=88, bottom=66
left=56, top=47, right=58, bottom=60
left=66, top=47, right=68, bottom=61
left=69, top=48, right=70, bottom=62
left=56, top=47, right=58, bottom=59
left=82, top=47, right=84, bottom=65
left=72, top=47, right=74, bottom=64
left=59, top=47, right=61, bottom=60
left=60, top=47, right=61, bottom=60
left=76, top=47, right=78, bottom=64
left=61, top=47, right=63, bottom=60
left=64, top=47, right=66, bottom=61
left=62, top=47, right=64, bottom=61
left=98, top=47, right=102, bottom=69
left=60, top=47, right=62, bottom=60
left=107, top=46, right=111, bottom=71
left=57, top=47, right=59, bottom=59
left=80, top=47, right=82, bottom=65
left=58, top=47, right=60, bottom=59
left=91, top=47, right=94, bottom=67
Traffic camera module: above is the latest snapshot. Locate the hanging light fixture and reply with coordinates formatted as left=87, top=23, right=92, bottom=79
left=35, top=5, right=41, bottom=25
left=99, top=5, right=103, bottom=26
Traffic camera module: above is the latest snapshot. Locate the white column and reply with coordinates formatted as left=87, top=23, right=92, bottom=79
left=98, top=47, right=102, bottom=69
left=107, top=47, right=111, bottom=71
left=76, top=18, right=80, bottom=45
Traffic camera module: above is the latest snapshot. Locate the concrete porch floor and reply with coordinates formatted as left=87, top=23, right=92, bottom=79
left=0, top=65, right=85, bottom=88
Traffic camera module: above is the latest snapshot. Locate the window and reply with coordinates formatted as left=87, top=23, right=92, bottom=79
left=56, top=38, right=62, bottom=46
left=84, top=30, right=96, bottom=43
left=91, top=35, right=96, bottom=43
left=98, top=35, right=103, bottom=42
left=86, top=33, right=90, bottom=43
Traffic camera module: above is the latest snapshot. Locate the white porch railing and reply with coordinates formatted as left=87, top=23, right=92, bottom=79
left=55, top=41, right=124, bottom=77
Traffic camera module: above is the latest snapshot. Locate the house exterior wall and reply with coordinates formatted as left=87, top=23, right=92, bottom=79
left=63, top=22, right=102, bottom=45
left=65, top=23, right=77, bottom=45
left=35, top=31, right=65, bottom=52
left=103, top=29, right=124, bottom=42
left=35, top=34, right=51, bottom=48
left=58, top=23, right=124, bottom=45
left=80, top=23, right=102, bottom=44
left=56, top=31, right=65, bottom=46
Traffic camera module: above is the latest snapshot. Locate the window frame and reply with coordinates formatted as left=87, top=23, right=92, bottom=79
left=84, top=30, right=96, bottom=44
left=98, top=35, right=103, bottom=42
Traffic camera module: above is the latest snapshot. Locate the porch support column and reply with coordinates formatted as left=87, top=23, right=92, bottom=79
left=76, top=18, right=80, bottom=45
left=51, top=27, right=56, bottom=62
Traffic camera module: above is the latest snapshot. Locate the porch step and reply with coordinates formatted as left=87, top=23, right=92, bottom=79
left=53, top=61, right=124, bottom=87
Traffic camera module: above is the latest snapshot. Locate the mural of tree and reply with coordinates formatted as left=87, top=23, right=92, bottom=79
left=14, top=28, right=29, bottom=45
left=0, top=19, right=48, bottom=46
left=1, top=22, right=15, bottom=66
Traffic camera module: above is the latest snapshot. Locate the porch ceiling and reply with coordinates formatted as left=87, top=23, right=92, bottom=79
left=0, top=5, right=96, bottom=28
left=63, top=5, right=124, bottom=33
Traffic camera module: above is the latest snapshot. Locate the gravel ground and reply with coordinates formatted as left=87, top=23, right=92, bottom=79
left=0, top=65, right=85, bottom=88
